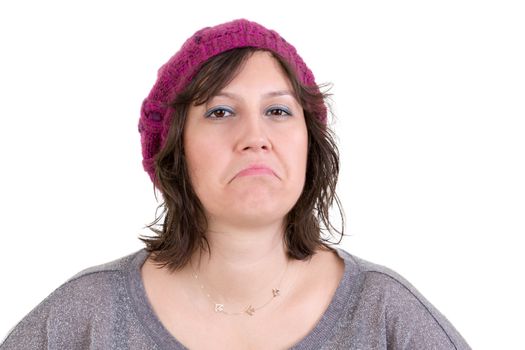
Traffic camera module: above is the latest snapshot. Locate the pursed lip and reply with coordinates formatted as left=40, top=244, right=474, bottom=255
left=234, top=164, right=278, bottom=179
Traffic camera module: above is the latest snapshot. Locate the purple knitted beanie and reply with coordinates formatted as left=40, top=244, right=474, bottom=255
left=138, top=18, right=326, bottom=183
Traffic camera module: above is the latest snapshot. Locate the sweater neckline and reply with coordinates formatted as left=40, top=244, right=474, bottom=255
left=126, top=247, right=357, bottom=350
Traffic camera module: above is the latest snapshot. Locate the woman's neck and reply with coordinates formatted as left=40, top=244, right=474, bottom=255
left=189, top=220, right=294, bottom=309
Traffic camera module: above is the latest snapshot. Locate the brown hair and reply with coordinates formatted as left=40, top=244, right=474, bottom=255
left=139, top=47, right=345, bottom=272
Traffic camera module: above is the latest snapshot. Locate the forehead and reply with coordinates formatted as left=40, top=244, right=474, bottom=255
left=220, top=51, right=293, bottom=92
left=187, top=48, right=301, bottom=107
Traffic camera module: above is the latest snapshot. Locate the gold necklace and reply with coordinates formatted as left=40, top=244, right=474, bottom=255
left=190, top=257, right=290, bottom=316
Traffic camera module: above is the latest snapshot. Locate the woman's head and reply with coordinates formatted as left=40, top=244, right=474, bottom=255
left=139, top=19, right=343, bottom=271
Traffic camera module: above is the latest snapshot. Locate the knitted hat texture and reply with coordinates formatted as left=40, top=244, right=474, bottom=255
left=138, top=18, right=326, bottom=183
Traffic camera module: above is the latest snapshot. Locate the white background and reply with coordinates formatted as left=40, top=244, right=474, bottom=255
left=1, top=1, right=524, bottom=348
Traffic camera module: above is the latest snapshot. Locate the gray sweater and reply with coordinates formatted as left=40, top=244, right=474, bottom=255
left=1, top=247, right=470, bottom=349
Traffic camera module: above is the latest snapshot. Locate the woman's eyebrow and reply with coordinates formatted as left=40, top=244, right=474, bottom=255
left=262, top=90, right=295, bottom=98
left=213, top=90, right=297, bottom=100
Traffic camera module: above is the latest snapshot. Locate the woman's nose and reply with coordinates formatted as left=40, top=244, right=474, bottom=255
left=235, top=113, right=272, bottom=153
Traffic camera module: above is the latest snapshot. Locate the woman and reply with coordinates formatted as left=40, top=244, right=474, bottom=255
left=1, top=19, right=470, bottom=349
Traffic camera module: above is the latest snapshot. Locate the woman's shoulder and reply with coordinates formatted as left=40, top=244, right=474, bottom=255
left=336, top=248, right=424, bottom=295
left=50, top=249, right=149, bottom=308
left=330, top=246, right=471, bottom=349
left=43, top=249, right=147, bottom=305
left=66, top=249, right=145, bottom=284
left=334, top=246, right=450, bottom=322
left=334, top=246, right=434, bottom=299
left=1, top=249, right=149, bottom=349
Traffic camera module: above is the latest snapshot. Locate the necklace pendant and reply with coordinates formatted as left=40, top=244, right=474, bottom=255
left=215, top=304, right=224, bottom=312
left=244, top=305, right=255, bottom=316
left=272, top=288, right=280, bottom=297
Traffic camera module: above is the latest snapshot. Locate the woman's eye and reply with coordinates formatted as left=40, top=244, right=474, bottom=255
left=205, top=107, right=234, bottom=119
left=266, top=106, right=292, bottom=118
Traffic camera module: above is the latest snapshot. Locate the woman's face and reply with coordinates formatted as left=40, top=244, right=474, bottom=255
left=183, top=51, right=308, bottom=229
